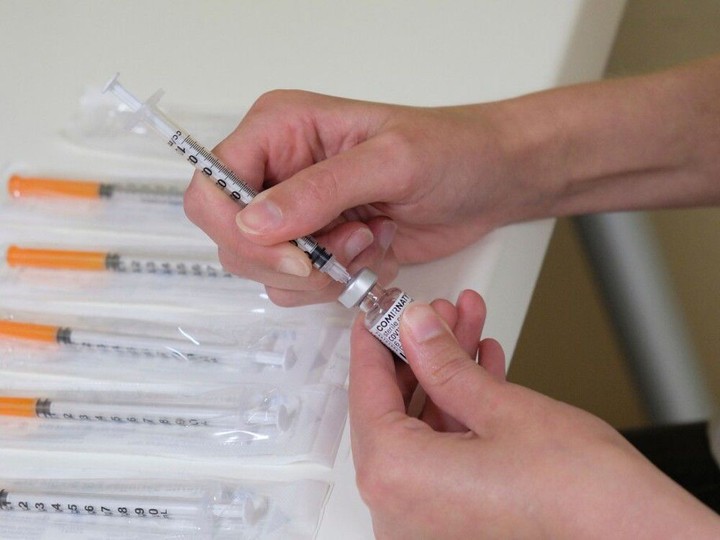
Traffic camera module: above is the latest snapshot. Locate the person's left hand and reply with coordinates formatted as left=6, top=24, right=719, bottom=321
left=349, top=290, right=720, bottom=539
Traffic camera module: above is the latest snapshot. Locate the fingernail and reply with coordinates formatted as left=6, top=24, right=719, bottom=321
left=344, top=228, right=374, bottom=261
left=402, top=303, right=446, bottom=343
left=277, top=255, right=312, bottom=277
left=377, top=220, right=397, bottom=251
left=236, top=198, right=282, bottom=235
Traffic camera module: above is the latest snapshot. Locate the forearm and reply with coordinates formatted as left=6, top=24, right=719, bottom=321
left=552, top=447, right=720, bottom=539
left=495, top=54, right=720, bottom=220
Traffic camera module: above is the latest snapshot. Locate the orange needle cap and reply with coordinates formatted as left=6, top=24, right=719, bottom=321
left=0, top=320, right=59, bottom=343
left=0, top=397, right=38, bottom=417
left=7, top=246, right=107, bottom=271
left=8, top=175, right=102, bottom=199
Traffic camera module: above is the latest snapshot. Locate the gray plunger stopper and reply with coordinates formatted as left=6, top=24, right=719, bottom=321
left=338, top=268, right=378, bottom=308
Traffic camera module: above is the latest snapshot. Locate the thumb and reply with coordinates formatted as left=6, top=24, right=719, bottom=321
left=400, top=302, right=500, bottom=431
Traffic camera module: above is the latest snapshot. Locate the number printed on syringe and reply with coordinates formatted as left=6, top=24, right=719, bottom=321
left=0, top=486, right=264, bottom=523
left=6, top=245, right=233, bottom=278
left=0, top=488, right=172, bottom=518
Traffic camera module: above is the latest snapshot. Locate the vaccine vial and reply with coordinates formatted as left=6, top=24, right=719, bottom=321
left=338, top=268, right=413, bottom=362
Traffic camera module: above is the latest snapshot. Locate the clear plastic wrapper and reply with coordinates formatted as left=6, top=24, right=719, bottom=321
left=0, top=259, right=352, bottom=328
left=5, top=243, right=235, bottom=279
left=0, top=164, right=209, bottom=246
left=6, top=172, right=185, bottom=205
left=0, top=384, right=347, bottom=466
left=0, top=86, right=348, bottom=540
left=0, top=263, right=269, bottom=316
left=0, top=165, right=354, bottom=319
left=61, top=85, right=241, bottom=161
left=0, top=190, right=208, bottom=247
left=0, top=477, right=328, bottom=539
left=0, top=309, right=350, bottom=387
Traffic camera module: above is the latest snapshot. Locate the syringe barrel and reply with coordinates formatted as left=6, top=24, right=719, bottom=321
left=0, top=486, right=257, bottom=523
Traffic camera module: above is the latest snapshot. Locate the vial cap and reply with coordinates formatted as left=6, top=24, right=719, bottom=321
left=338, top=268, right=378, bottom=308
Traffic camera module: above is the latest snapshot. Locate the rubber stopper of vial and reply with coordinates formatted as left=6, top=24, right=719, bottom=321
left=338, top=268, right=378, bottom=308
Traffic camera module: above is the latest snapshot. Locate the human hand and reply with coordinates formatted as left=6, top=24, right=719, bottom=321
left=185, top=57, right=720, bottom=307
left=350, top=290, right=720, bottom=539
left=184, top=91, right=528, bottom=306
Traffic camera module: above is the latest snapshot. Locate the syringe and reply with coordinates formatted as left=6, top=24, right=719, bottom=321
left=0, top=395, right=291, bottom=431
left=7, top=174, right=185, bottom=205
left=103, top=74, right=351, bottom=284
left=0, top=485, right=267, bottom=524
left=104, top=75, right=416, bottom=361
left=7, top=245, right=233, bottom=278
left=0, top=319, right=295, bottom=369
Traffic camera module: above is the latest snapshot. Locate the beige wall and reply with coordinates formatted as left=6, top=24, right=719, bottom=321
left=508, top=0, right=720, bottom=429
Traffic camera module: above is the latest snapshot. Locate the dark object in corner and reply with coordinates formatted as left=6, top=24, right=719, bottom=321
left=622, top=422, right=720, bottom=513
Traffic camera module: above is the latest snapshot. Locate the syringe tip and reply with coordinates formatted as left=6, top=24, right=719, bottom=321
left=322, top=258, right=351, bottom=284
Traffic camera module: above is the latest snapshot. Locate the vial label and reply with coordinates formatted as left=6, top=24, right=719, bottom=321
left=369, top=292, right=413, bottom=362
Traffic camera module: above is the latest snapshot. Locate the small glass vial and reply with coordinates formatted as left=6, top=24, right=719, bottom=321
left=338, top=268, right=413, bottom=362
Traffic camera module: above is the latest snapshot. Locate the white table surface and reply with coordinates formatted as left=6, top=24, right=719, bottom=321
left=0, top=1, right=625, bottom=537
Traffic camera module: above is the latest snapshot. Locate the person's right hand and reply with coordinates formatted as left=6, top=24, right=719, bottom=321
left=185, top=91, right=535, bottom=306
left=185, top=56, right=720, bottom=307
